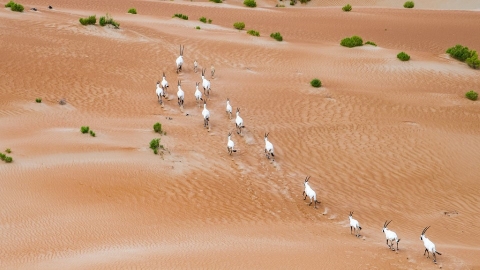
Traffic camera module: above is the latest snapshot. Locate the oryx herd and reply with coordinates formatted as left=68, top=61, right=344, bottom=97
left=158, top=45, right=443, bottom=265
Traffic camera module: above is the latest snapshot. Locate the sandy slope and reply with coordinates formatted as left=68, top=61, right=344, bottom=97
left=1, top=0, right=480, bottom=269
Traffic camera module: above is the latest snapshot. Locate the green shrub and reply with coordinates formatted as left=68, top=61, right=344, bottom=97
left=79, top=15, right=96, bottom=26
left=247, top=29, right=260, bottom=36
left=153, top=122, right=163, bottom=133
left=153, top=148, right=158, bottom=155
left=310, top=78, right=322, bottom=88
left=276, top=4, right=285, bottom=7
left=403, top=1, right=414, bottom=8
left=196, top=26, right=201, bottom=29
left=270, top=32, right=283, bottom=41
left=35, top=98, right=42, bottom=103
left=342, top=4, right=352, bottom=11
left=208, top=19, right=212, bottom=23
left=80, top=126, right=90, bottom=134
left=243, top=0, right=256, bottom=7
left=465, top=90, right=478, bottom=101
left=466, top=52, right=480, bottom=69
left=299, top=0, right=310, bottom=3
left=5, top=156, right=13, bottom=163
left=173, top=13, right=188, bottom=20
left=89, top=130, right=96, bottom=137
left=340, top=35, right=363, bottom=47
left=234, top=22, right=245, bottom=30
left=397, top=52, right=410, bottom=61
left=199, top=17, right=207, bottom=23
left=210, top=0, right=223, bottom=3
left=99, top=14, right=120, bottom=28
left=365, top=41, right=377, bottom=46
left=128, top=8, right=137, bottom=14
left=150, top=138, right=164, bottom=154
left=5, top=148, right=11, bottom=153
left=0, top=153, right=5, bottom=161
left=7, top=1, right=24, bottom=12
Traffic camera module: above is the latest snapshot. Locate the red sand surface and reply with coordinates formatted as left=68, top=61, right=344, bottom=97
left=1, top=0, right=479, bottom=269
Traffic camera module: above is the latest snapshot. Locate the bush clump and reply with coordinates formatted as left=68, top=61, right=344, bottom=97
left=153, top=122, right=163, bottom=133
left=195, top=26, right=201, bottom=29
left=247, top=29, right=260, bottom=36
left=403, top=1, right=414, bottom=8
left=6, top=148, right=11, bottom=153
left=128, top=8, right=137, bottom=14
left=465, top=90, right=478, bottom=101
left=79, top=15, right=96, bottom=26
left=173, top=13, right=188, bottom=20
left=0, top=152, right=13, bottom=163
left=270, top=32, right=283, bottom=41
left=397, top=52, right=410, bottom=61
left=89, top=130, right=96, bottom=137
left=35, top=98, right=42, bottom=103
left=244, top=0, right=257, bottom=7
left=365, top=41, right=377, bottom=46
left=446, top=44, right=480, bottom=69
left=80, top=126, right=90, bottom=134
left=199, top=17, right=207, bottom=23
left=342, top=4, right=352, bottom=11
left=0, top=152, right=5, bottom=161
left=150, top=138, right=164, bottom=154
left=310, top=78, right=322, bottom=88
left=210, top=0, right=223, bottom=3
left=234, top=22, right=245, bottom=30
left=340, top=35, right=363, bottom=48
left=6, top=1, right=24, bottom=12
left=99, top=14, right=120, bottom=28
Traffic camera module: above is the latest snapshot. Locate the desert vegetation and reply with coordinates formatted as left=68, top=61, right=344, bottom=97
left=397, top=52, right=410, bottom=61
left=5, top=148, right=11, bottom=154
left=465, top=90, right=478, bottom=101
left=234, top=22, right=245, bottom=30
left=173, top=13, right=188, bottom=20
left=80, top=126, right=90, bottom=134
left=199, top=17, right=212, bottom=24
left=342, top=4, right=352, bottom=11
left=35, top=98, right=42, bottom=103
left=365, top=41, right=377, bottom=46
left=270, top=32, right=283, bottom=41
left=340, top=35, right=363, bottom=47
left=210, top=0, right=223, bottom=3
left=446, top=44, right=480, bottom=69
left=247, top=30, right=260, bottom=36
left=5, top=1, right=24, bottom=12
left=150, top=138, right=165, bottom=155
left=195, top=26, right=201, bottom=30
left=99, top=14, right=119, bottom=28
left=403, top=1, right=414, bottom=8
left=128, top=8, right=137, bottom=14
left=243, top=0, right=256, bottom=7
left=89, top=130, right=96, bottom=137
left=310, top=78, right=322, bottom=88
left=0, top=152, right=13, bottom=163
left=79, top=15, right=96, bottom=26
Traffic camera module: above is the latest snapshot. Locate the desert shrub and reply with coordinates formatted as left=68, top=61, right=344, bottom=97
left=299, top=0, right=310, bottom=3
left=446, top=44, right=473, bottom=62
left=99, top=14, right=120, bottom=28
left=199, top=16, right=207, bottom=23
left=153, top=122, right=163, bottom=133
left=35, top=98, right=42, bottom=103
left=290, top=0, right=295, bottom=5
left=195, top=26, right=201, bottom=29
left=244, top=0, right=256, bottom=7
left=276, top=4, right=285, bottom=7
left=173, top=13, right=188, bottom=20
left=5, top=156, right=13, bottom=163
left=153, top=148, right=158, bottom=155
left=465, top=90, right=478, bottom=101
left=150, top=138, right=164, bottom=154
left=466, top=52, right=480, bottom=69
left=210, top=0, right=223, bottom=3
left=89, top=130, right=96, bottom=137
left=79, top=15, right=96, bottom=26
left=342, top=4, right=352, bottom=11
left=0, top=153, right=5, bottom=161
left=128, top=8, right=137, bottom=14
left=80, top=126, right=90, bottom=134
left=234, top=22, right=245, bottom=30
left=310, top=78, right=322, bottom=88
left=403, top=1, right=414, bottom=8
left=340, top=35, right=363, bottom=47
left=397, top=52, right=410, bottom=61
left=270, top=32, right=283, bottom=41
left=247, top=29, right=260, bottom=36
left=365, top=41, right=377, bottom=46
left=7, top=1, right=24, bottom=12
left=5, top=148, right=11, bottom=153
left=208, top=19, right=212, bottom=23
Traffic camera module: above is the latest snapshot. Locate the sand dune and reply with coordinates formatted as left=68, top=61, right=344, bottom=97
left=1, top=0, right=480, bottom=269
